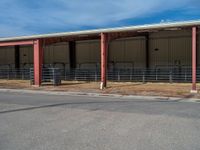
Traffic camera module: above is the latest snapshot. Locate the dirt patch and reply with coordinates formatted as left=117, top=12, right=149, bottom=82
left=0, top=80, right=31, bottom=89
left=0, top=80, right=199, bottom=99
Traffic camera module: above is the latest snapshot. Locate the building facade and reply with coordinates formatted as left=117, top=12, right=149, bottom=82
left=0, top=20, right=199, bottom=92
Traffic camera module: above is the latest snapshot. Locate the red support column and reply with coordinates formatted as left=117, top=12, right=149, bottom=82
left=191, top=27, right=197, bottom=93
left=100, top=33, right=108, bottom=89
left=33, top=39, right=43, bottom=86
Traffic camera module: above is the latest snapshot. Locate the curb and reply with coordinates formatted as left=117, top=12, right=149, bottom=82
left=0, top=88, right=199, bottom=103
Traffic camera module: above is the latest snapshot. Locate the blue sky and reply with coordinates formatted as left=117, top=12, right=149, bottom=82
left=0, top=0, right=200, bottom=37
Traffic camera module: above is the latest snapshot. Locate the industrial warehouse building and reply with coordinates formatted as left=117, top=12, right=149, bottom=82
left=0, top=20, right=199, bottom=92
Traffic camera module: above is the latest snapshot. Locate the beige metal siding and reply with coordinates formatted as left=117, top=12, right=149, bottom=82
left=0, top=48, right=6, bottom=65
left=169, top=37, right=191, bottom=66
left=109, top=37, right=146, bottom=69
left=125, top=38, right=146, bottom=68
left=44, top=42, right=69, bottom=69
left=90, top=41, right=100, bottom=62
left=76, top=41, right=90, bottom=64
left=198, top=33, right=200, bottom=66
left=149, top=30, right=192, bottom=68
left=149, top=38, right=169, bottom=68
left=76, top=40, right=100, bottom=69
left=109, top=40, right=124, bottom=62
left=20, top=46, right=33, bottom=68
left=44, top=45, right=53, bottom=64
left=0, top=46, right=15, bottom=68
left=44, top=42, right=69, bottom=64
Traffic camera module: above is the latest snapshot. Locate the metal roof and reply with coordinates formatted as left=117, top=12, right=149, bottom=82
left=0, top=20, right=200, bottom=42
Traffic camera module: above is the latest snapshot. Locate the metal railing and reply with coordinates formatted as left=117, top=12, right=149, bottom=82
left=0, top=68, right=30, bottom=80
left=59, top=67, right=200, bottom=83
left=107, top=68, right=192, bottom=83
left=0, top=67, right=199, bottom=84
left=30, top=68, right=62, bottom=85
left=61, top=69, right=100, bottom=81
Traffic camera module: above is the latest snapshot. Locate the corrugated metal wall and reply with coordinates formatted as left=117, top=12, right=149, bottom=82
left=198, top=32, right=200, bottom=66
left=0, top=46, right=15, bottom=69
left=0, top=29, right=198, bottom=71
left=149, top=30, right=192, bottom=68
left=20, top=45, right=33, bottom=69
left=44, top=42, right=69, bottom=69
left=0, top=45, right=34, bottom=69
left=149, top=38, right=169, bottom=67
left=76, top=40, right=100, bottom=69
left=109, top=37, right=146, bottom=69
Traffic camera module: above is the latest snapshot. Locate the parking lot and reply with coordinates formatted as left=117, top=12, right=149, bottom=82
left=0, top=91, right=200, bottom=150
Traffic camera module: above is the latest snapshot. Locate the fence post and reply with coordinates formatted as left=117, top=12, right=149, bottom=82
left=53, top=68, right=55, bottom=86
left=22, top=69, right=25, bottom=80
left=142, top=71, right=145, bottom=84
left=64, top=69, right=67, bottom=80
left=184, top=69, right=187, bottom=82
left=169, top=71, right=172, bottom=83
left=15, top=69, right=17, bottom=79
left=85, top=71, right=87, bottom=81
left=30, top=69, right=31, bottom=85
left=74, top=70, right=77, bottom=81
left=95, top=71, right=97, bottom=81
left=7, top=68, right=10, bottom=80
left=118, top=70, right=120, bottom=82
left=155, top=69, right=158, bottom=81
left=30, top=68, right=33, bottom=85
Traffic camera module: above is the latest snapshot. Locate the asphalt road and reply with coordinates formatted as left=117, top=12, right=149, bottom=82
left=0, top=91, right=200, bottom=150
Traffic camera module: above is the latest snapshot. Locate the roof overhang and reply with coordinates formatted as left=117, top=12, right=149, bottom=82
left=0, top=20, right=200, bottom=42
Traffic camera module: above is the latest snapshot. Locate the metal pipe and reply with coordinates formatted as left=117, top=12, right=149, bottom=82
left=191, top=27, right=197, bottom=93
left=0, top=41, right=34, bottom=46
left=33, top=39, right=43, bottom=86
left=100, top=33, right=108, bottom=89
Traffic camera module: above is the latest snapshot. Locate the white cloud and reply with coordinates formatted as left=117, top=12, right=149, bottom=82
left=0, top=0, right=199, bottom=37
left=49, top=0, right=188, bottom=25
